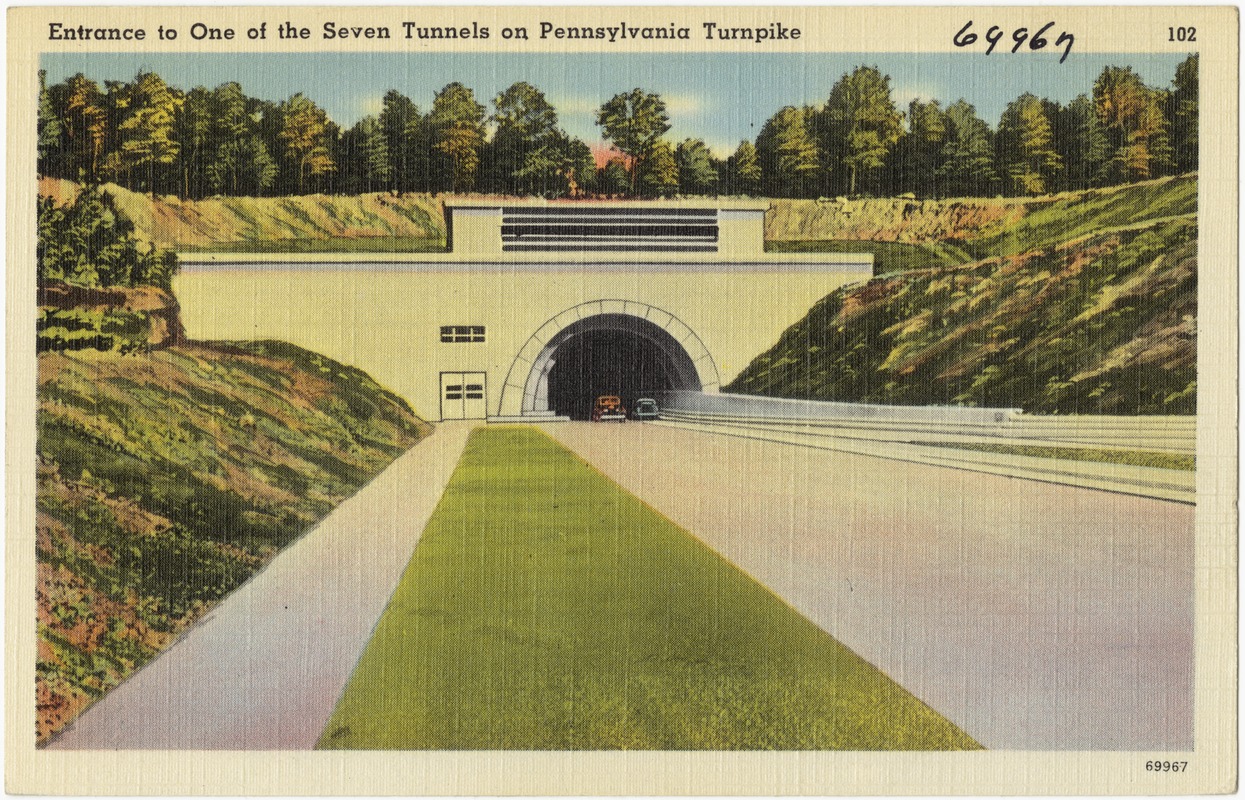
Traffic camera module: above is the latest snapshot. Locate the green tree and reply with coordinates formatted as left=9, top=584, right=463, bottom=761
left=724, top=139, right=761, bottom=195
left=936, top=100, right=998, bottom=197
left=378, top=90, right=428, bottom=194
left=278, top=93, right=336, bottom=194
left=428, top=82, right=486, bottom=193
left=1093, top=66, right=1173, bottom=183
left=596, top=158, right=631, bottom=196
left=756, top=106, right=819, bottom=198
left=337, top=115, right=390, bottom=194
left=513, top=130, right=599, bottom=198
left=485, top=82, right=579, bottom=195
left=596, top=89, right=671, bottom=194
left=894, top=100, right=947, bottom=196
left=559, top=135, right=599, bottom=198
left=636, top=140, right=679, bottom=198
left=49, top=74, right=109, bottom=181
left=38, top=188, right=178, bottom=290
left=201, top=83, right=277, bottom=197
left=1057, top=94, right=1110, bottom=190
left=1169, top=54, right=1198, bottom=173
left=37, top=70, right=63, bottom=176
left=172, top=86, right=211, bottom=198
left=115, top=71, right=182, bottom=194
left=996, top=93, right=1062, bottom=195
left=818, top=66, right=905, bottom=195
left=209, top=138, right=277, bottom=197
left=675, top=138, right=717, bottom=195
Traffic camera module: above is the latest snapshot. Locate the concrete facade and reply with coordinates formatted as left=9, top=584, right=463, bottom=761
left=175, top=201, right=872, bottom=422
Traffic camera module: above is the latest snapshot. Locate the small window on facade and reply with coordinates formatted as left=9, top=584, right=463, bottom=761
left=440, top=325, right=485, bottom=343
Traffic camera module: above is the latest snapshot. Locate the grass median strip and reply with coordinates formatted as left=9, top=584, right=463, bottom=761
left=920, top=441, right=1195, bottom=471
left=317, top=426, right=980, bottom=750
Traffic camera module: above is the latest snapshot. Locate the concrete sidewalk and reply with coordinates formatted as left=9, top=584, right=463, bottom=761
left=545, top=422, right=1194, bottom=750
left=47, top=422, right=474, bottom=750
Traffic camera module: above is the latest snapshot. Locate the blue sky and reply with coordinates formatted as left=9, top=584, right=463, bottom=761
left=43, top=51, right=1189, bottom=157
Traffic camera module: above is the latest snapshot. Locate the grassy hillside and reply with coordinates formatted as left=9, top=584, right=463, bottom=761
left=767, top=175, right=1197, bottom=275
left=728, top=215, right=1196, bottom=414
left=37, top=341, right=431, bottom=745
left=40, top=174, right=1194, bottom=265
left=38, top=179, right=446, bottom=253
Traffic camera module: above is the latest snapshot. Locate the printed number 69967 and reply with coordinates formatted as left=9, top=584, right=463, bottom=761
left=1146, top=761, right=1189, bottom=772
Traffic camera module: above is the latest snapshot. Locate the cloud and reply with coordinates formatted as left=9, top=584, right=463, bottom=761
left=890, top=82, right=947, bottom=108
left=661, top=92, right=703, bottom=115
left=550, top=95, right=601, bottom=115
left=552, top=91, right=704, bottom=117
left=702, top=138, right=734, bottom=159
left=356, top=93, right=385, bottom=118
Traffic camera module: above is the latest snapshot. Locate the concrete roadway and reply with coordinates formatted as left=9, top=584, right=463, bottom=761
left=48, top=419, right=1193, bottom=751
left=544, top=421, right=1194, bottom=751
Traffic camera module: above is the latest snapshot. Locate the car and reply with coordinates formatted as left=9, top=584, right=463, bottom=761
left=591, top=395, right=627, bottom=422
left=632, top=398, right=659, bottom=421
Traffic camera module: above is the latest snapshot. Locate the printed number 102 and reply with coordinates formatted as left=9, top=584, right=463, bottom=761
left=1168, top=27, right=1197, bottom=42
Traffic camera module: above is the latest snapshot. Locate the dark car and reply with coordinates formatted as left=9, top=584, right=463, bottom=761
left=591, top=395, right=627, bottom=422
left=632, top=398, right=659, bottom=421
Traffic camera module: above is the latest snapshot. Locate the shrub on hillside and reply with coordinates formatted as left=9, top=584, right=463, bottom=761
left=37, top=187, right=179, bottom=291
left=37, top=308, right=149, bottom=354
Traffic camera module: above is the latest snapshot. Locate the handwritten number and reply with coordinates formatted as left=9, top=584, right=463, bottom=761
left=1030, top=22, right=1052, bottom=50
left=953, top=20, right=1074, bottom=63
left=1055, top=32, right=1074, bottom=63
left=1011, top=27, right=1029, bottom=53
left=984, top=26, right=1002, bottom=54
left=953, top=20, right=978, bottom=46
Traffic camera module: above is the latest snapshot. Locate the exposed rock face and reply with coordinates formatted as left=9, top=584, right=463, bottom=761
left=38, top=282, right=186, bottom=350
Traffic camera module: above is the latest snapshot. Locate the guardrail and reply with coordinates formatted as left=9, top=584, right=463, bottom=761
left=653, top=391, right=1195, bottom=454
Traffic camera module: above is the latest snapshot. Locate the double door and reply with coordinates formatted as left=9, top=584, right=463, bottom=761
left=440, top=372, right=487, bottom=420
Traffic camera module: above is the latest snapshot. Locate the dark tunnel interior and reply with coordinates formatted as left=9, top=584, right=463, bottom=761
left=546, top=329, right=680, bottom=420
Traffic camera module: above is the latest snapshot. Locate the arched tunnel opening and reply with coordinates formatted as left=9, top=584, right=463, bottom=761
left=548, top=330, right=677, bottom=420
left=539, top=314, right=703, bottom=421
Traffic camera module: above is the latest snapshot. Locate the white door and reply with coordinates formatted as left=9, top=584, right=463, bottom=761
left=462, top=374, right=487, bottom=419
left=440, top=372, right=487, bottom=420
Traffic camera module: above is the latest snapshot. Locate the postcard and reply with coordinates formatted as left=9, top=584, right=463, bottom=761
left=6, top=4, right=1237, bottom=795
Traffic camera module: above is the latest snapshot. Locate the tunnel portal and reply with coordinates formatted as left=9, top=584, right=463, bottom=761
left=512, top=309, right=711, bottom=419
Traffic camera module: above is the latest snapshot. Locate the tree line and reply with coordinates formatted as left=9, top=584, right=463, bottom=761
left=38, top=55, right=1196, bottom=200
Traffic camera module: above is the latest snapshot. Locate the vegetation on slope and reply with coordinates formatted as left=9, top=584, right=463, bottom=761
left=43, top=174, right=1195, bottom=272
left=729, top=217, right=1196, bottom=414
left=37, top=184, right=187, bottom=354
left=37, top=342, right=430, bottom=745
left=39, top=179, right=446, bottom=253
left=320, top=427, right=980, bottom=750
left=768, top=174, right=1197, bottom=273
left=919, top=442, right=1195, bottom=471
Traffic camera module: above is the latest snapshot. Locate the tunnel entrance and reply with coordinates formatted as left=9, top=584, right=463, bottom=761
left=505, top=308, right=712, bottom=420
left=499, top=303, right=719, bottom=419
left=547, top=328, right=683, bottom=420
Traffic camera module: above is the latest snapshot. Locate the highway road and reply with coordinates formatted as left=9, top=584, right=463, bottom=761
left=545, top=421, right=1195, bottom=750
left=48, top=419, right=1194, bottom=751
